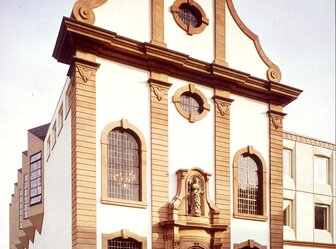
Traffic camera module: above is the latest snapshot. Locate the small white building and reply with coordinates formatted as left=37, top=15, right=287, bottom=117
left=9, top=0, right=335, bottom=249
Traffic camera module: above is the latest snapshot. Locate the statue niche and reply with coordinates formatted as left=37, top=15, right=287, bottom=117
left=160, top=168, right=228, bottom=249
left=188, top=175, right=203, bottom=216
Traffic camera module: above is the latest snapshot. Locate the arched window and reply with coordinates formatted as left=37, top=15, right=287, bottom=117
left=102, top=229, right=147, bottom=249
left=233, top=239, right=267, bottom=249
left=233, top=146, right=267, bottom=221
left=108, top=237, right=141, bottom=249
left=101, top=119, right=147, bottom=208
left=107, top=129, right=140, bottom=201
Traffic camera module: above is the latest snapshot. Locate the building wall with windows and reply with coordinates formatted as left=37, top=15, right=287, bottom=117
left=8, top=0, right=335, bottom=249
left=283, top=132, right=336, bottom=249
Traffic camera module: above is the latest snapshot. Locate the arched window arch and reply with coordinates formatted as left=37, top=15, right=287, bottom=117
left=233, top=239, right=267, bottom=249
left=102, top=229, right=147, bottom=249
left=101, top=119, right=147, bottom=208
left=233, top=146, right=267, bottom=221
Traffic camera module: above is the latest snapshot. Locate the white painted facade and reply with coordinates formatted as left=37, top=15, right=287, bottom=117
left=95, top=58, right=152, bottom=246
left=10, top=0, right=335, bottom=249
left=28, top=79, right=72, bottom=249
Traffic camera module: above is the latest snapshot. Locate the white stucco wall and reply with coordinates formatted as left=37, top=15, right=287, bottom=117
left=230, top=94, right=270, bottom=247
left=95, top=58, right=152, bottom=247
left=164, top=0, right=215, bottom=63
left=29, top=91, right=72, bottom=249
left=167, top=78, right=215, bottom=202
left=93, top=0, right=150, bottom=42
left=226, top=5, right=269, bottom=81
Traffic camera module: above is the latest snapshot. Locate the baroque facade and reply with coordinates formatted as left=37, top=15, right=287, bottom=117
left=9, top=0, right=335, bottom=249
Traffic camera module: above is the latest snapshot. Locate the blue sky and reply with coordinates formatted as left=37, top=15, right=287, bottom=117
left=0, top=0, right=334, bottom=248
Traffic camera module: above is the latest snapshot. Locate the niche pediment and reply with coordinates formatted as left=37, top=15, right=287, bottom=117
left=161, top=168, right=228, bottom=249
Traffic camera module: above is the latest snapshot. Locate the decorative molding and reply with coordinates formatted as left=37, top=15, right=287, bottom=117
left=283, top=132, right=336, bottom=150
left=152, top=85, right=167, bottom=101
left=161, top=168, right=228, bottom=248
left=102, top=229, right=147, bottom=249
left=171, top=0, right=209, bottom=35
left=284, top=240, right=336, bottom=248
left=227, top=0, right=282, bottom=82
left=234, top=239, right=267, bottom=249
left=172, top=83, right=210, bottom=123
left=232, top=146, right=268, bottom=221
left=53, top=18, right=303, bottom=107
left=72, top=0, right=108, bottom=25
left=101, top=119, right=147, bottom=208
left=268, top=110, right=286, bottom=130
left=76, top=64, right=94, bottom=83
left=214, top=99, right=232, bottom=117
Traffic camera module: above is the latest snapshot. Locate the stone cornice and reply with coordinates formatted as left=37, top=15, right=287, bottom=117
left=53, top=17, right=302, bottom=107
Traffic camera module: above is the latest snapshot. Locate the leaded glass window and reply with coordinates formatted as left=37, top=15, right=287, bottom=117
left=108, top=238, right=141, bottom=249
left=178, top=3, right=202, bottom=28
left=107, top=129, right=140, bottom=201
left=238, top=154, right=261, bottom=215
left=180, top=92, right=203, bottom=115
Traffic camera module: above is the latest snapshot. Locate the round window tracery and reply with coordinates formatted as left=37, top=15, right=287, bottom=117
left=171, top=0, right=209, bottom=35
left=172, top=84, right=210, bottom=123
left=178, top=3, right=202, bottom=28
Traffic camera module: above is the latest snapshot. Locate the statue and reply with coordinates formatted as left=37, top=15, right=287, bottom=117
left=188, top=176, right=203, bottom=216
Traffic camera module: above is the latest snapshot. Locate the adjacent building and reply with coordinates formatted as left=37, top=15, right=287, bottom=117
left=9, top=0, right=335, bottom=248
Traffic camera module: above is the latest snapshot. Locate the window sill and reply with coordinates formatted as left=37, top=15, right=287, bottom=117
left=101, top=198, right=147, bottom=209
left=233, top=213, right=268, bottom=222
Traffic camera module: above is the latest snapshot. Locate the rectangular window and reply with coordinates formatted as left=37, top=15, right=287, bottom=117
left=46, top=136, right=51, bottom=158
left=30, top=152, right=42, bottom=205
left=283, top=149, right=292, bottom=177
left=283, top=200, right=293, bottom=227
left=58, top=104, right=63, bottom=133
left=52, top=122, right=56, bottom=147
left=314, top=156, right=329, bottom=184
left=315, top=205, right=329, bottom=230
left=24, top=174, right=28, bottom=219
left=65, top=84, right=71, bottom=116
left=19, top=189, right=23, bottom=229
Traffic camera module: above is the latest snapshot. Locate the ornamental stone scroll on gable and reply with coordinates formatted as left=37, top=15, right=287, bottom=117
left=160, top=168, right=228, bottom=249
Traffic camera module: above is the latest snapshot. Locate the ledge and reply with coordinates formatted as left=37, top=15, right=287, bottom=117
left=53, top=17, right=302, bottom=107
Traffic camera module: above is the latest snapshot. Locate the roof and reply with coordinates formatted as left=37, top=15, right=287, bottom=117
left=28, top=123, right=50, bottom=141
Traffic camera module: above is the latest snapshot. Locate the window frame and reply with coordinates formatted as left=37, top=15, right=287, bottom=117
left=283, top=148, right=293, bottom=178
left=101, top=119, right=147, bottom=208
left=314, top=204, right=329, bottom=231
left=172, top=83, right=210, bottom=123
left=52, top=122, right=56, bottom=149
left=283, top=199, right=293, bottom=228
left=102, top=229, right=147, bottom=249
left=314, top=155, right=330, bottom=185
left=30, top=151, right=43, bottom=206
left=233, top=146, right=267, bottom=221
left=57, top=104, right=64, bottom=135
left=171, top=0, right=209, bottom=35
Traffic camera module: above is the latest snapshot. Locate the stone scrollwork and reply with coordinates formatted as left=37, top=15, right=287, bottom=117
left=72, top=0, right=108, bottom=25
left=267, top=65, right=282, bottom=82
